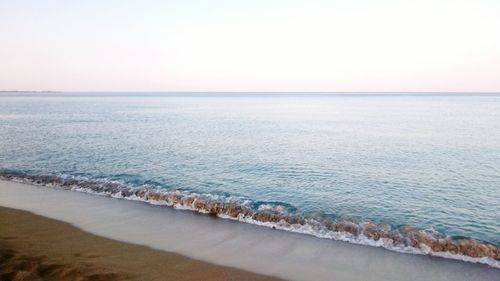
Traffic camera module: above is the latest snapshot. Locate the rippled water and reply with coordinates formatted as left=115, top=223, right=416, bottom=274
left=0, top=92, right=499, bottom=246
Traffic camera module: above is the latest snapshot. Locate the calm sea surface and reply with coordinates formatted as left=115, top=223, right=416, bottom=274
left=0, top=93, right=499, bottom=245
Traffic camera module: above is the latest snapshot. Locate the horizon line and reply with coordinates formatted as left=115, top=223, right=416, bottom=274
left=1, top=90, right=500, bottom=94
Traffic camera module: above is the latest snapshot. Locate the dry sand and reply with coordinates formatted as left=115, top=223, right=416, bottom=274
left=0, top=206, right=282, bottom=281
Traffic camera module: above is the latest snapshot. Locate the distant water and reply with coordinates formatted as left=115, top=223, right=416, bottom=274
left=0, top=93, right=499, bottom=263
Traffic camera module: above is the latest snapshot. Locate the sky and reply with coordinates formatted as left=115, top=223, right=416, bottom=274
left=1, top=0, right=499, bottom=92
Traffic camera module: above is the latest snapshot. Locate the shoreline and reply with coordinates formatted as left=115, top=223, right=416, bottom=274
left=1, top=172, right=498, bottom=269
left=1, top=180, right=499, bottom=281
left=0, top=206, right=281, bottom=281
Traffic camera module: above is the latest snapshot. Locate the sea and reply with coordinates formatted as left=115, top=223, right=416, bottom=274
left=0, top=92, right=499, bottom=268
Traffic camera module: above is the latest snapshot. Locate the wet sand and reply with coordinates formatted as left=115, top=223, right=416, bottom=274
left=0, top=206, right=281, bottom=281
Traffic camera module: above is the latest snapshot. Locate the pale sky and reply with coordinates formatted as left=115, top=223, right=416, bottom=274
left=1, top=0, right=499, bottom=92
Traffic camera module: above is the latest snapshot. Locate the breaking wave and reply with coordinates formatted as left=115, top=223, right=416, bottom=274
left=1, top=171, right=499, bottom=269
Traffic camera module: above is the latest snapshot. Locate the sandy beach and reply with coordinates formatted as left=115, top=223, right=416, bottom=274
left=0, top=206, right=281, bottom=281
left=1, top=180, right=499, bottom=281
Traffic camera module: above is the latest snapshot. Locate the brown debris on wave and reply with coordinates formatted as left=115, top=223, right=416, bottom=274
left=1, top=173, right=499, bottom=266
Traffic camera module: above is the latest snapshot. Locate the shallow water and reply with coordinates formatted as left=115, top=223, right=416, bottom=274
left=0, top=92, right=499, bottom=253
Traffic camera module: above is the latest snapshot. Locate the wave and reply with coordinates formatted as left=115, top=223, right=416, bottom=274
left=1, top=171, right=498, bottom=269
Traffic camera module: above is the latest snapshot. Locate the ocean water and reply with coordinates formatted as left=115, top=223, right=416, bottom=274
left=0, top=92, right=499, bottom=264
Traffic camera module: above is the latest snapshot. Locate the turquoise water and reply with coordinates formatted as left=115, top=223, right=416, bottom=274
left=0, top=92, right=499, bottom=247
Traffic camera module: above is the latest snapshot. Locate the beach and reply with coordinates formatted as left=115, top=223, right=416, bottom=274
left=1, top=180, right=499, bottom=281
left=0, top=206, right=280, bottom=281
left=2, top=0, right=500, bottom=279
